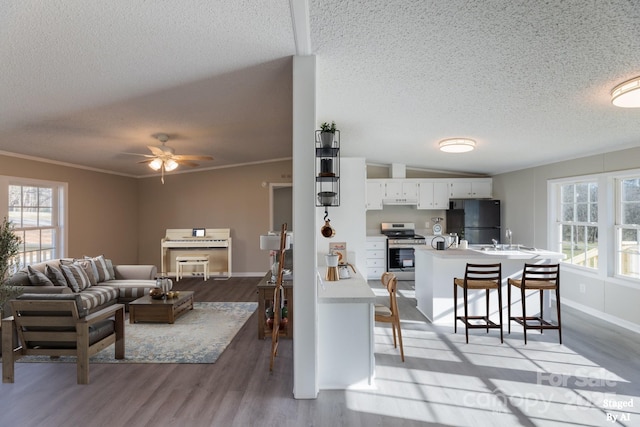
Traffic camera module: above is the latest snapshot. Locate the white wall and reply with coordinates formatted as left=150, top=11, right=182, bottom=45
left=492, top=146, right=640, bottom=330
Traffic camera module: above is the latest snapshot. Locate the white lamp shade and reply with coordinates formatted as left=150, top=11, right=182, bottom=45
left=164, top=159, right=179, bottom=171
left=439, top=138, right=476, bottom=153
left=611, top=76, right=640, bottom=108
left=260, top=233, right=292, bottom=250
left=149, top=158, right=163, bottom=170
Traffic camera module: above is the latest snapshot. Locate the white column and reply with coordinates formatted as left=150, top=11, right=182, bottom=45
left=292, top=55, right=318, bottom=399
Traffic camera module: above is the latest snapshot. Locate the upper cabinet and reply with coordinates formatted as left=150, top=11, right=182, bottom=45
left=448, top=179, right=493, bottom=199
left=417, top=181, right=449, bottom=210
left=366, top=177, right=493, bottom=210
left=366, top=180, right=384, bottom=210
left=383, top=180, right=418, bottom=204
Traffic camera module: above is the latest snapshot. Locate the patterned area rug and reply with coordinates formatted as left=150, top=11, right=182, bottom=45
left=16, top=302, right=257, bottom=364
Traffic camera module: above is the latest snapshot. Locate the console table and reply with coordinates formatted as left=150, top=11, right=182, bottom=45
left=256, top=271, right=293, bottom=339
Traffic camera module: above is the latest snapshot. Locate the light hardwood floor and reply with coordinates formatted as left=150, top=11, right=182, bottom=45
left=1, top=277, right=638, bottom=426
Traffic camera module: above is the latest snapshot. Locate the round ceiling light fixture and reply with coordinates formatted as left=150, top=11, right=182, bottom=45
left=439, top=138, right=476, bottom=153
left=611, top=76, right=640, bottom=108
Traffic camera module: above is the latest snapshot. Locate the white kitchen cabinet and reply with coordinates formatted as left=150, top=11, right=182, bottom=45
left=449, top=179, right=492, bottom=199
left=366, top=180, right=384, bottom=210
left=384, top=180, right=417, bottom=199
left=417, top=181, right=449, bottom=209
left=365, top=236, right=387, bottom=280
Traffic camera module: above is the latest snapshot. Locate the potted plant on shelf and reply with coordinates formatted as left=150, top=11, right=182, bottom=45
left=0, top=217, right=22, bottom=316
left=319, top=121, right=337, bottom=148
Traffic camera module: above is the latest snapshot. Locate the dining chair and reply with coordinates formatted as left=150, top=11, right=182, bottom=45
left=375, top=272, right=404, bottom=361
left=454, top=263, right=503, bottom=343
left=508, top=263, right=561, bottom=344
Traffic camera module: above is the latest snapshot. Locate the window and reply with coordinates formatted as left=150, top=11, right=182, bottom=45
left=557, top=181, right=599, bottom=269
left=616, top=177, right=640, bottom=279
left=5, top=181, right=65, bottom=269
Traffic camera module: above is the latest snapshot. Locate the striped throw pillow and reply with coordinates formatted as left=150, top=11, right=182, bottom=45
left=84, top=255, right=113, bottom=282
left=61, top=263, right=92, bottom=292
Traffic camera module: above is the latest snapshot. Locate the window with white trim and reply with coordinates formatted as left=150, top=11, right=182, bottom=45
left=616, top=177, right=640, bottom=279
left=3, top=179, right=66, bottom=269
left=557, top=181, right=599, bottom=269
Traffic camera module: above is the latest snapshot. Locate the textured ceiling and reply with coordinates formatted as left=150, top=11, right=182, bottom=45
left=1, top=1, right=640, bottom=177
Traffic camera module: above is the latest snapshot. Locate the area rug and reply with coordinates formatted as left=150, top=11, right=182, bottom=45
left=16, top=302, right=257, bottom=364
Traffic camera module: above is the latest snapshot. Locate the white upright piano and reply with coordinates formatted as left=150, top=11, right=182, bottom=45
left=161, top=228, right=232, bottom=279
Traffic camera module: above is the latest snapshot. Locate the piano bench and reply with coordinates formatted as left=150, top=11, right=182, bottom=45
left=176, top=255, right=210, bottom=281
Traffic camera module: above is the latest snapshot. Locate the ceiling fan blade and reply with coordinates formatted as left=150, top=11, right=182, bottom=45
left=137, top=158, right=155, bottom=164
left=175, top=160, right=200, bottom=167
left=173, top=154, right=214, bottom=161
left=147, top=145, right=167, bottom=157
left=122, top=152, right=154, bottom=157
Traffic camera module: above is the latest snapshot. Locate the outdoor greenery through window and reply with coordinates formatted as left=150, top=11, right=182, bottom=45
left=8, top=184, right=57, bottom=268
left=559, top=182, right=598, bottom=269
left=617, top=178, right=640, bottom=279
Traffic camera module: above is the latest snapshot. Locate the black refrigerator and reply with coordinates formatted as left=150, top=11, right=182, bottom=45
left=446, top=199, right=501, bottom=244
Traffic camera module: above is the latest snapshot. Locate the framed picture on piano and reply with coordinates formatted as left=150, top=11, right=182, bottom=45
left=192, top=228, right=206, bottom=237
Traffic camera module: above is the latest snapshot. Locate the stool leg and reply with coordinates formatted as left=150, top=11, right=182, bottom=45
left=453, top=281, right=458, bottom=334
left=539, top=290, right=544, bottom=334
left=521, top=286, right=527, bottom=345
left=463, top=286, right=469, bottom=343
left=485, top=289, right=490, bottom=334
left=556, top=285, right=562, bottom=344
left=497, top=284, right=503, bottom=344
left=508, top=282, right=512, bottom=334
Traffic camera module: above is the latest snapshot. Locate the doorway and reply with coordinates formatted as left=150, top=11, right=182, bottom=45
left=270, top=183, right=292, bottom=232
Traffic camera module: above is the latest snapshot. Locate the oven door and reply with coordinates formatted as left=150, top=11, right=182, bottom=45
left=388, top=246, right=415, bottom=272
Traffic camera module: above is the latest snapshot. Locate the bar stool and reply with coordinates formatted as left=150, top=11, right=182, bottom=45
left=508, top=263, right=561, bottom=344
left=454, top=263, right=503, bottom=343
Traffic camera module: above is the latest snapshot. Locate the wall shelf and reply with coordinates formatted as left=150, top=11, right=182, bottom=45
left=315, top=130, right=340, bottom=207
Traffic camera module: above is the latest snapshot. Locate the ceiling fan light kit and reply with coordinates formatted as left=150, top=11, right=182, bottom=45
left=439, top=138, right=476, bottom=153
left=611, top=76, right=640, bottom=108
left=126, top=133, right=214, bottom=183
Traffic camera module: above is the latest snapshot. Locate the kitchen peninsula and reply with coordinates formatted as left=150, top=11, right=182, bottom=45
left=415, top=246, right=565, bottom=325
left=317, top=268, right=376, bottom=389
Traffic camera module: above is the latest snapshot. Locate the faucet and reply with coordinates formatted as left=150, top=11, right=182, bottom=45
left=492, top=239, right=498, bottom=249
left=505, top=228, right=513, bottom=249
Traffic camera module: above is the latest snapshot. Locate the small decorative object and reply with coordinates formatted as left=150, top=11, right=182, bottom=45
left=319, top=121, right=336, bottom=147
left=149, top=287, right=164, bottom=300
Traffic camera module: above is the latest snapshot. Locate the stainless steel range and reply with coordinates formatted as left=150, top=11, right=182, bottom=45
left=381, top=222, right=426, bottom=280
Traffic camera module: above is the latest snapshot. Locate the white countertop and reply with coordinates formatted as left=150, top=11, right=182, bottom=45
left=415, top=245, right=565, bottom=260
left=317, top=269, right=376, bottom=304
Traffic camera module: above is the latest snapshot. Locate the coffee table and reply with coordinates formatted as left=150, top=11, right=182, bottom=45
left=129, top=291, right=194, bottom=324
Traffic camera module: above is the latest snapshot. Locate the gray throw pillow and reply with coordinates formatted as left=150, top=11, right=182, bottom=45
left=27, top=265, right=54, bottom=286
left=45, top=264, right=68, bottom=287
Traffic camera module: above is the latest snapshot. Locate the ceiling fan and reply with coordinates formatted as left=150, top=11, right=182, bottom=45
left=130, top=133, right=214, bottom=183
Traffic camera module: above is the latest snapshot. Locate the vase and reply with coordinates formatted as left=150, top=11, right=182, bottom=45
left=320, top=131, right=334, bottom=148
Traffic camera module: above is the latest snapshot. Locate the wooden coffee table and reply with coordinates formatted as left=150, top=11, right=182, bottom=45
left=129, top=291, right=194, bottom=324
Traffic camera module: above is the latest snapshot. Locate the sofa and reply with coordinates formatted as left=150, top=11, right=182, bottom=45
left=3, top=256, right=168, bottom=314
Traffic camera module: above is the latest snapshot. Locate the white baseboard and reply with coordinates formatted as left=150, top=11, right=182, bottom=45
left=558, top=297, right=640, bottom=335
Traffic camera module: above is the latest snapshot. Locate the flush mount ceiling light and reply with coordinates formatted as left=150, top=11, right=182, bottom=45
left=611, top=76, right=640, bottom=108
left=439, top=138, right=476, bottom=153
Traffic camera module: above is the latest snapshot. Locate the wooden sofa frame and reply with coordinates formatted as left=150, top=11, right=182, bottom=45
left=2, top=295, right=125, bottom=384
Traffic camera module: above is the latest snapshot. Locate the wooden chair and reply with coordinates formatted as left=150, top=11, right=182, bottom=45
left=375, top=272, right=404, bottom=361
left=508, top=263, right=561, bottom=344
left=454, top=263, right=503, bottom=343
left=2, top=294, right=125, bottom=384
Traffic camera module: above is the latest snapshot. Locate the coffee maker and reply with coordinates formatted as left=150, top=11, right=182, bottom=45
left=325, top=252, right=339, bottom=281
